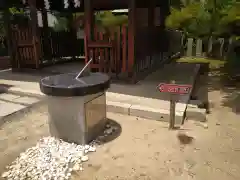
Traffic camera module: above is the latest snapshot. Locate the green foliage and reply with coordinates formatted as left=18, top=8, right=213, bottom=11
left=169, top=0, right=205, bottom=9
left=166, top=0, right=239, bottom=38
left=52, top=15, right=69, bottom=32
left=73, top=11, right=128, bottom=34
left=94, top=11, right=128, bottom=34
left=219, top=2, right=240, bottom=35
left=9, top=7, right=24, bottom=15
left=177, top=57, right=226, bottom=69
left=54, top=11, right=128, bottom=32
left=166, top=2, right=211, bottom=37
left=95, top=11, right=128, bottom=28
left=8, top=7, right=29, bottom=27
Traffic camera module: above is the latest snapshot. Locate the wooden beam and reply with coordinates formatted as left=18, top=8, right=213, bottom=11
left=127, top=0, right=136, bottom=77
left=29, top=0, right=38, bottom=35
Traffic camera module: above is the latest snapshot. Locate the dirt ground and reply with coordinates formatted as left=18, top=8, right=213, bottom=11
left=1, top=75, right=240, bottom=180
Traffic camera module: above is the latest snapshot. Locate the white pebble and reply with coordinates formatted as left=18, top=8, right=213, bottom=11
left=1, top=171, right=9, bottom=178
left=1, top=137, right=96, bottom=179
left=81, top=155, right=89, bottom=162
left=84, top=145, right=90, bottom=150
left=73, top=164, right=80, bottom=171
left=89, top=146, right=96, bottom=152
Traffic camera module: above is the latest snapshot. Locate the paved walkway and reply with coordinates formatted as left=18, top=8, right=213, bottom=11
left=0, top=92, right=41, bottom=120
left=0, top=63, right=199, bottom=123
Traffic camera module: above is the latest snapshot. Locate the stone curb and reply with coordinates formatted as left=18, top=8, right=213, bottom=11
left=129, top=104, right=184, bottom=125
left=106, top=101, right=131, bottom=115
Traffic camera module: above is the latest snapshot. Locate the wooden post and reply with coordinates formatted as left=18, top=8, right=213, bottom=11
left=169, top=80, right=176, bottom=129
left=66, top=13, right=76, bottom=60
left=41, top=8, right=50, bottom=59
left=148, top=0, right=154, bottom=61
left=84, top=0, right=93, bottom=64
left=128, top=0, right=136, bottom=77
left=122, top=26, right=127, bottom=72
left=3, top=5, right=15, bottom=69
left=28, top=0, right=39, bottom=68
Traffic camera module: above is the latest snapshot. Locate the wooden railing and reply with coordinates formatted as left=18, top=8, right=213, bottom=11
left=88, top=25, right=128, bottom=76
left=10, top=25, right=40, bottom=69
left=10, top=25, right=85, bottom=69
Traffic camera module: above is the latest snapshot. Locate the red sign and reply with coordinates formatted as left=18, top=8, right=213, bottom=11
left=157, top=83, right=192, bottom=94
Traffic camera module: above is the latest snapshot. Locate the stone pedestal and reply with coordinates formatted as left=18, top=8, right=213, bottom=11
left=47, top=92, right=107, bottom=144
left=40, top=72, right=110, bottom=144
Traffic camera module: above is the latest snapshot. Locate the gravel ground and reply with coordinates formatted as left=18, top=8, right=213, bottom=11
left=1, top=79, right=240, bottom=180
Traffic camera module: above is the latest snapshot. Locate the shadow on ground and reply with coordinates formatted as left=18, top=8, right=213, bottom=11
left=0, top=84, right=14, bottom=93
left=0, top=62, right=86, bottom=83
left=203, top=63, right=240, bottom=114
left=177, top=132, right=194, bottom=145
left=176, top=56, right=240, bottom=115
left=93, top=119, right=122, bottom=145
left=109, top=62, right=197, bottom=103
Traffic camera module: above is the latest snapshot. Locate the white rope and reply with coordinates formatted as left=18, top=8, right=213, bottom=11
left=63, top=0, right=69, bottom=9
left=44, top=0, right=50, bottom=10
left=21, top=0, right=81, bottom=9
left=73, top=0, right=81, bottom=8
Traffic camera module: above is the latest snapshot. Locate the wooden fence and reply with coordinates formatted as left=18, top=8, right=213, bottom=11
left=88, top=25, right=128, bottom=76
left=10, top=25, right=41, bottom=69
left=39, top=28, right=84, bottom=62
left=9, top=25, right=84, bottom=69
left=87, top=26, right=179, bottom=81
left=9, top=23, right=182, bottom=83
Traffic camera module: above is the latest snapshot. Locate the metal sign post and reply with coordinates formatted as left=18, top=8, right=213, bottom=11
left=169, top=81, right=176, bottom=129
left=169, top=94, right=176, bottom=129
left=157, top=81, right=192, bottom=130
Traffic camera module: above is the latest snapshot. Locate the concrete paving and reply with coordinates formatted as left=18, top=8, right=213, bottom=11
left=0, top=63, right=201, bottom=124
left=0, top=93, right=41, bottom=119
left=0, top=100, right=26, bottom=118
left=12, top=96, right=40, bottom=105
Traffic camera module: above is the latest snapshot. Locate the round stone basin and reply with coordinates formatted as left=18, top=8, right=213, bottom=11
left=40, top=72, right=110, bottom=97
